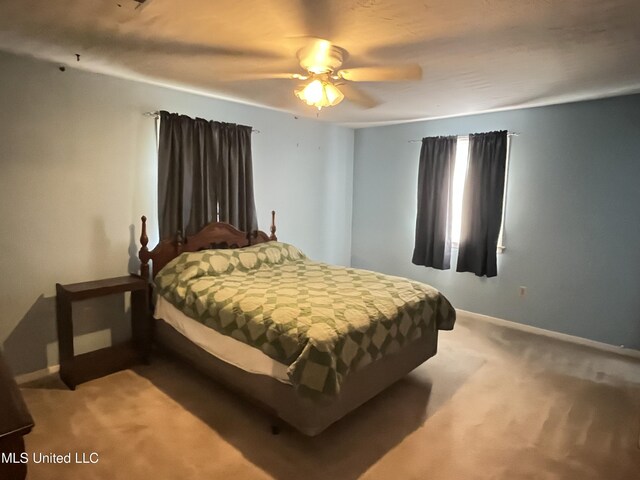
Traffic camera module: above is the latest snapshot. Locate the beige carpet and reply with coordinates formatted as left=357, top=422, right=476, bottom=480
left=21, top=313, right=640, bottom=479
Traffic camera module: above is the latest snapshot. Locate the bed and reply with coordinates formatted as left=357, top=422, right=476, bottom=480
left=138, top=212, right=456, bottom=435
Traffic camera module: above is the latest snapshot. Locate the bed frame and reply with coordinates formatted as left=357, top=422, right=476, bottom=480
left=137, top=212, right=439, bottom=436
left=138, top=211, right=277, bottom=281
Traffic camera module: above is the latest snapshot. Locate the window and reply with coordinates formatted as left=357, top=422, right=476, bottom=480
left=451, top=136, right=508, bottom=251
left=451, top=136, right=469, bottom=246
left=413, top=131, right=509, bottom=276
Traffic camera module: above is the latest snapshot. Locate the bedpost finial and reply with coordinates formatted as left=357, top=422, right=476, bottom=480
left=139, top=215, right=150, bottom=281
left=269, top=210, right=277, bottom=241
left=140, top=215, right=148, bottom=248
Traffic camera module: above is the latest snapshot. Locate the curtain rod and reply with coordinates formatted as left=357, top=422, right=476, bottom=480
left=143, top=111, right=260, bottom=133
left=408, top=132, right=519, bottom=143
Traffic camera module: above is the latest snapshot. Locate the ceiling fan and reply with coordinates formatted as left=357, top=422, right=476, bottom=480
left=224, top=38, right=423, bottom=110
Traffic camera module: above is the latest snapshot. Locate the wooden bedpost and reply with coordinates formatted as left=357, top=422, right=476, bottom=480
left=139, top=215, right=150, bottom=281
left=269, top=210, right=277, bottom=241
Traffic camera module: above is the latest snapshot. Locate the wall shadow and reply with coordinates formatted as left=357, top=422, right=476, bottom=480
left=2, top=296, right=56, bottom=377
left=2, top=215, right=142, bottom=378
left=128, top=224, right=139, bottom=275
left=90, top=216, right=112, bottom=273
left=3, top=294, right=132, bottom=377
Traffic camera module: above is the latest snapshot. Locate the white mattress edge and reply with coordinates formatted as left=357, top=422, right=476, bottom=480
left=154, top=296, right=291, bottom=384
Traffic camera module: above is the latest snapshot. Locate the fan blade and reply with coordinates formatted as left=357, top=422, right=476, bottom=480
left=338, top=65, right=422, bottom=82
left=214, top=72, right=299, bottom=82
left=52, top=27, right=283, bottom=60
left=339, top=83, right=379, bottom=109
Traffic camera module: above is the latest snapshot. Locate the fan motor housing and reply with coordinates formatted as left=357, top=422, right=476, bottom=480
left=297, top=43, right=348, bottom=74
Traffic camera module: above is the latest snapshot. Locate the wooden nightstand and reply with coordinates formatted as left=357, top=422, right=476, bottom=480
left=55, top=275, right=150, bottom=390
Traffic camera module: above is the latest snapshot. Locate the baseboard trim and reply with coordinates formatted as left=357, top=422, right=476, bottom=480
left=456, top=309, right=640, bottom=360
left=15, top=364, right=60, bottom=385
left=13, top=310, right=639, bottom=383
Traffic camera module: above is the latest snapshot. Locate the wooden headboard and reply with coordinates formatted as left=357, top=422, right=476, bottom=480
left=138, top=211, right=277, bottom=280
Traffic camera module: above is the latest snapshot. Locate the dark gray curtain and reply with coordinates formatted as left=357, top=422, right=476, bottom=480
left=157, top=111, right=257, bottom=240
left=412, top=136, right=457, bottom=270
left=457, top=130, right=508, bottom=277
left=216, top=123, right=258, bottom=233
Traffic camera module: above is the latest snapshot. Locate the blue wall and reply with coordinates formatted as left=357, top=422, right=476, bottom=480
left=352, top=95, right=640, bottom=350
left=0, top=50, right=354, bottom=375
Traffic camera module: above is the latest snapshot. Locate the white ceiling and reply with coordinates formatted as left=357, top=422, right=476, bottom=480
left=1, top=0, right=639, bottom=127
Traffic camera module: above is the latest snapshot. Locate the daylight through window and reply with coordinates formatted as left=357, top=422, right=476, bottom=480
left=451, top=136, right=507, bottom=250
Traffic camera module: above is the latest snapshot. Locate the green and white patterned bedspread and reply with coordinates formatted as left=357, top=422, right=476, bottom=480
left=155, top=241, right=456, bottom=400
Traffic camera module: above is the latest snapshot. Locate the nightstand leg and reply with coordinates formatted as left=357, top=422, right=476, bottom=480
left=131, top=289, right=151, bottom=363
left=55, top=284, right=75, bottom=390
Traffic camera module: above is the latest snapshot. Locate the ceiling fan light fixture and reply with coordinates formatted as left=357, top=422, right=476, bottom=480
left=295, top=78, right=344, bottom=110
left=324, top=82, right=344, bottom=105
